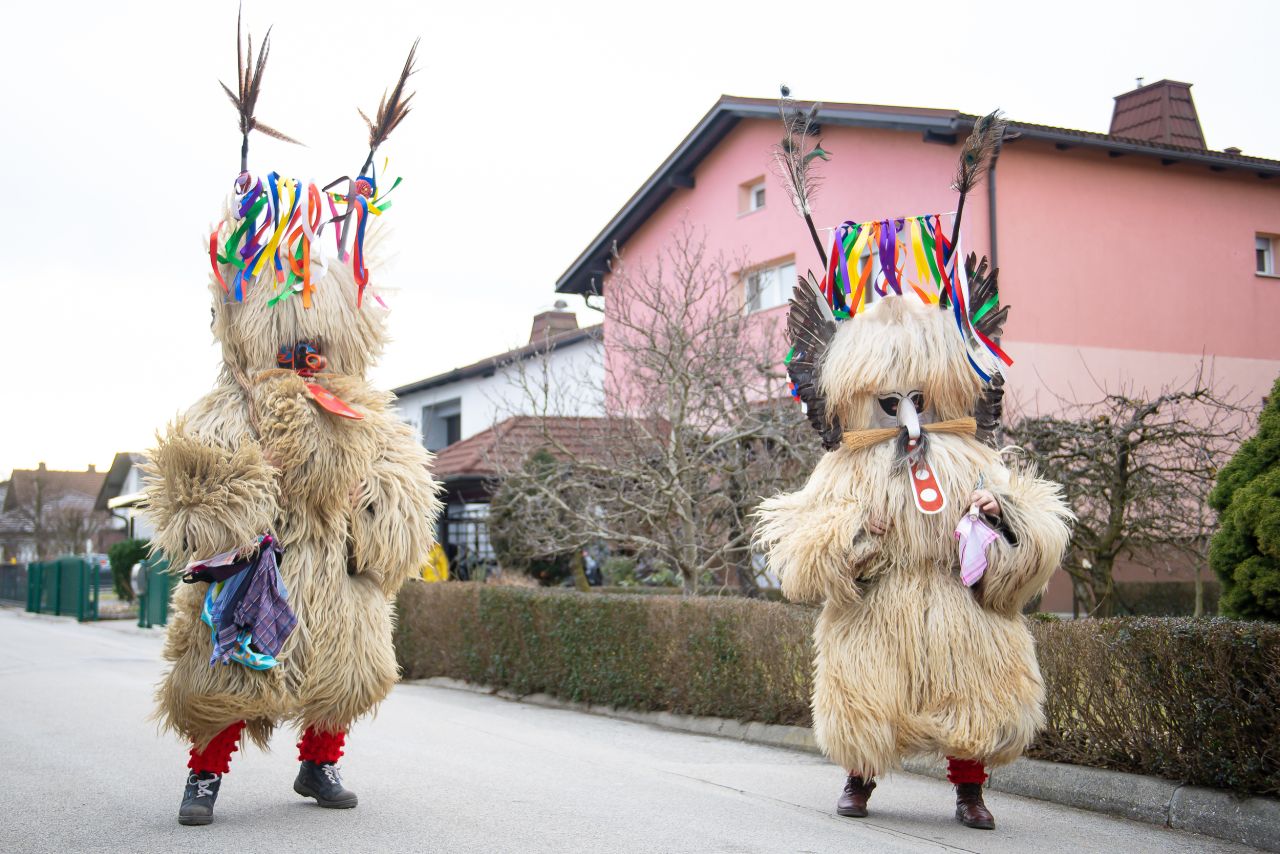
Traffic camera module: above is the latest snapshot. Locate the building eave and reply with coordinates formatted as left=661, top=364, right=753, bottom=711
left=556, top=95, right=1280, bottom=297
left=392, top=325, right=602, bottom=398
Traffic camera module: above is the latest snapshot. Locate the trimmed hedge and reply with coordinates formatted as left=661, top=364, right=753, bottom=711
left=395, top=582, right=812, bottom=725
left=395, top=583, right=1280, bottom=796
left=1032, top=617, right=1279, bottom=795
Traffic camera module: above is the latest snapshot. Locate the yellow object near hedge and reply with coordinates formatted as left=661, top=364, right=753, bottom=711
left=420, top=544, right=449, bottom=583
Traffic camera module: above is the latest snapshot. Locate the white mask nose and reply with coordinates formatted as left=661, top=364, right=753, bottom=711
left=898, top=395, right=921, bottom=440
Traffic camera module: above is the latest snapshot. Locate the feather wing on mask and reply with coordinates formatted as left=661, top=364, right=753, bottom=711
left=787, top=271, right=842, bottom=450
left=965, top=253, right=1010, bottom=447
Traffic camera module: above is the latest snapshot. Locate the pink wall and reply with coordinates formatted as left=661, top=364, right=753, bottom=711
left=997, top=140, right=1280, bottom=360
left=603, top=118, right=1280, bottom=412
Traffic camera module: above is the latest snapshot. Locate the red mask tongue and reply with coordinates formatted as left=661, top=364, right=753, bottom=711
left=906, top=437, right=946, bottom=514
left=304, top=382, right=364, bottom=420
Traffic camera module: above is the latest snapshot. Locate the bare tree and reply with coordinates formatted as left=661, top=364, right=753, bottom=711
left=5, top=473, right=106, bottom=560
left=1006, top=368, right=1253, bottom=617
left=46, top=497, right=106, bottom=557
left=490, top=223, right=819, bottom=595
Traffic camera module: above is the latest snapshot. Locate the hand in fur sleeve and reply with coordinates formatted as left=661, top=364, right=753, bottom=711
left=972, top=467, right=1073, bottom=616
left=348, top=416, right=444, bottom=599
left=142, top=424, right=279, bottom=568
left=755, top=489, right=877, bottom=608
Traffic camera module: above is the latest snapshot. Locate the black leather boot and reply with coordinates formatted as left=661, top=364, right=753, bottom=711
left=955, top=783, right=995, bottom=829
left=836, top=775, right=876, bottom=818
left=178, top=771, right=221, bottom=826
left=293, top=760, right=359, bottom=808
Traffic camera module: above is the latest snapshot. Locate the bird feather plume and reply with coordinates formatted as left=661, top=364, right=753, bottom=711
left=359, top=39, right=420, bottom=173
left=952, top=110, right=1007, bottom=197
left=772, top=86, right=828, bottom=218
left=219, top=6, right=302, bottom=171
left=772, top=85, right=831, bottom=267
left=964, top=252, right=1010, bottom=446
left=786, top=270, right=842, bottom=450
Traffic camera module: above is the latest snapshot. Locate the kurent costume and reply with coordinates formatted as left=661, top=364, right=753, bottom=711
left=143, top=18, right=441, bottom=826
left=757, top=102, right=1071, bottom=829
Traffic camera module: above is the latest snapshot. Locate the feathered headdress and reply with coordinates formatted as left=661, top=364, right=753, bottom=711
left=207, top=13, right=421, bottom=312
left=779, top=100, right=1012, bottom=449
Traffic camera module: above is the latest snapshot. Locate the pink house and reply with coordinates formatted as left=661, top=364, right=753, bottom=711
left=554, top=81, right=1280, bottom=611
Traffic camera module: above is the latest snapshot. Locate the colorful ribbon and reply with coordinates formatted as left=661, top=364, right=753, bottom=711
left=206, top=169, right=402, bottom=310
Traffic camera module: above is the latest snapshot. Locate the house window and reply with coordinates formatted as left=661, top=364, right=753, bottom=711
left=1257, top=234, right=1277, bottom=276
left=421, top=399, right=462, bottom=452
left=744, top=259, right=797, bottom=313
left=444, top=413, right=462, bottom=446
left=739, top=177, right=767, bottom=215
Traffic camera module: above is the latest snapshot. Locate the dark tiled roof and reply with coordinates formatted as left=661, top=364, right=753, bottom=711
left=430, top=415, right=619, bottom=482
left=3, top=468, right=106, bottom=513
left=556, top=94, right=1280, bottom=296
left=393, top=325, right=602, bottom=398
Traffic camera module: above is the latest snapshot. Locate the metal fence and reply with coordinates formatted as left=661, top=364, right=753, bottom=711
left=136, top=556, right=173, bottom=628
left=0, top=563, right=27, bottom=604
left=26, top=557, right=100, bottom=621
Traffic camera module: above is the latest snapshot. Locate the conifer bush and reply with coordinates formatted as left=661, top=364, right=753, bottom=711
left=1209, top=375, right=1280, bottom=621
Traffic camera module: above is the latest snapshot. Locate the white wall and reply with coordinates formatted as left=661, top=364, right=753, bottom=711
left=394, top=336, right=605, bottom=446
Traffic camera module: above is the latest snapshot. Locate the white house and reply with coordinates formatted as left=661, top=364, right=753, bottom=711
left=96, top=453, right=155, bottom=541
left=392, top=307, right=605, bottom=575
left=393, top=308, right=604, bottom=454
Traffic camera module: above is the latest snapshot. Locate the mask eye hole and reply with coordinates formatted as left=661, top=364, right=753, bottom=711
left=878, top=396, right=899, bottom=417
left=909, top=392, right=926, bottom=411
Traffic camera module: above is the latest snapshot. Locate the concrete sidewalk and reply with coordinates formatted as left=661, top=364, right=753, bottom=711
left=0, top=608, right=1264, bottom=853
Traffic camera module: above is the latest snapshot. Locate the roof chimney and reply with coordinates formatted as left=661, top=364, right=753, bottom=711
left=87, top=464, right=96, bottom=473
left=37, top=462, right=47, bottom=472
left=1109, top=79, right=1205, bottom=149
left=528, top=304, right=578, bottom=343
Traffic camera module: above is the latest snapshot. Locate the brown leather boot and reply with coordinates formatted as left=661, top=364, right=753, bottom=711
left=836, top=775, right=875, bottom=818
left=955, top=783, right=995, bottom=829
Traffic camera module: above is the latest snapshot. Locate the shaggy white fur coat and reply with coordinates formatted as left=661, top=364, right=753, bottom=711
left=757, top=296, right=1071, bottom=776
left=145, top=204, right=442, bottom=750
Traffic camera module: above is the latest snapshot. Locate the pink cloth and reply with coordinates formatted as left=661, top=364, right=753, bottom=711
left=954, top=510, right=999, bottom=587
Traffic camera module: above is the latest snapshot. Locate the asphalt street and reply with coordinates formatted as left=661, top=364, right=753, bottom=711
left=0, top=606, right=1261, bottom=853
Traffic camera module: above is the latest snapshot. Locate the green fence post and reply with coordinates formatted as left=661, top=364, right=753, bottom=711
left=52, top=560, right=62, bottom=616
left=25, top=563, right=39, bottom=613
left=88, top=559, right=99, bottom=621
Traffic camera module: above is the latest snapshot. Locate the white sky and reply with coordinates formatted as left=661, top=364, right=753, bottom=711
left=2, top=0, right=1277, bottom=477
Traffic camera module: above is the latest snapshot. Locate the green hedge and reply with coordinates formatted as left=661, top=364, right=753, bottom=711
left=395, top=583, right=1280, bottom=796
left=396, top=582, right=812, bottom=724
left=1031, top=617, right=1279, bottom=794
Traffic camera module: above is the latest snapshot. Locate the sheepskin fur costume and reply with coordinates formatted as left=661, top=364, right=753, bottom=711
left=756, top=295, right=1071, bottom=777
left=144, top=202, right=442, bottom=751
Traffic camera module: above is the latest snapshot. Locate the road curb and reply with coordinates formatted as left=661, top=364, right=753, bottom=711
left=415, top=676, right=1280, bottom=852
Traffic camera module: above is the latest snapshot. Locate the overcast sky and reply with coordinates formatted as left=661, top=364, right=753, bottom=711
left=2, top=0, right=1276, bottom=477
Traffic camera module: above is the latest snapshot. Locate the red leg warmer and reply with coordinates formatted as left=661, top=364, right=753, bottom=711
left=188, top=721, right=246, bottom=774
left=298, top=726, right=347, bottom=764
left=946, top=757, right=988, bottom=785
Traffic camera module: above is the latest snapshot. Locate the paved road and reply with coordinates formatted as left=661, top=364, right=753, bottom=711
left=0, top=607, right=1260, bottom=854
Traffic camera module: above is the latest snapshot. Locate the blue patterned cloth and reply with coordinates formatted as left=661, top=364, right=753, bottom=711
left=193, top=536, right=296, bottom=669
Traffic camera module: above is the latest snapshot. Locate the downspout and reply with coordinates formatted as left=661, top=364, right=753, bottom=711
left=987, top=142, right=1002, bottom=270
